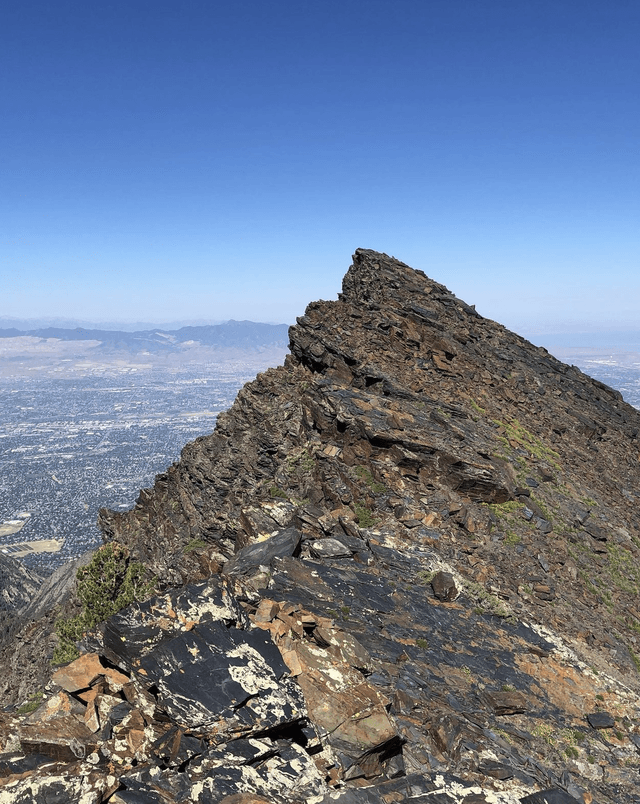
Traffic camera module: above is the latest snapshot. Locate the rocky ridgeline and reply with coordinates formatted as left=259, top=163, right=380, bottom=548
left=2, top=250, right=640, bottom=802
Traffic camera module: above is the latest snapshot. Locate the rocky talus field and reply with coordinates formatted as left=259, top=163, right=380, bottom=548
left=2, top=250, right=640, bottom=802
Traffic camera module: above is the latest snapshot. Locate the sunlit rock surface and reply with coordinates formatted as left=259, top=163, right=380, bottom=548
left=3, top=250, right=640, bottom=802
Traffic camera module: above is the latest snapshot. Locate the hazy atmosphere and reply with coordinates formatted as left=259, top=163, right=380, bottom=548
left=3, top=0, right=639, bottom=334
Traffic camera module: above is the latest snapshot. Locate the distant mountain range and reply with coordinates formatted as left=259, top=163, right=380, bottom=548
left=0, top=316, right=228, bottom=331
left=0, top=320, right=290, bottom=354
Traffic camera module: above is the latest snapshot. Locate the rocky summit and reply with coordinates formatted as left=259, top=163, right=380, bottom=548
left=2, top=249, right=640, bottom=803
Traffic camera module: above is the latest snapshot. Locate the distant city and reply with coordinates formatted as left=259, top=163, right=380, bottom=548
left=0, top=322, right=288, bottom=574
left=540, top=336, right=640, bottom=410
left=554, top=353, right=640, bottom=407
left=0, top=368, right=262, bottom=573
left=1, top=322, right=640, bottom=575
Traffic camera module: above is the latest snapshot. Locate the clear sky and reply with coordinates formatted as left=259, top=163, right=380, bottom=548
left=2, top=0, right=639, bottom=333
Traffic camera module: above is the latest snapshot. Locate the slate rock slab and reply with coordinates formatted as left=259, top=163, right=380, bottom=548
left=99, top=577, right=245, bottom=670
left=52, top=652, right=129, bottom=694
left=194, top=741, right=325, bottom=803
left=586, top=710, right=615, bottom=729
left=0, top=752, right=52, bottom=777
left=478, top=759, right=514, bottom=779
left=292, top=639, right=400, bottom=770
left=0, top=772, right=108, bottom=803
left=137, top=618, right=305, bottom=734
left=310, top=538, right=352, bottom=559
left=119, top=740, right=324, bottom=804
left=223, top=527, right=302, bottom=577
left=17, top=691, right=99, bottom=762
left=97, top=577, right=308, bottom=738
left=484, top=689, right=527, bottom=715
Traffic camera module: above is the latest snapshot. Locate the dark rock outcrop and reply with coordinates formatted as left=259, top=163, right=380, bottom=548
left=3, top=249, right=640, bottom=802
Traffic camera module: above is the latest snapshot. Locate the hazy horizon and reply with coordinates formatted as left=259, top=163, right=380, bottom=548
left=5, top=314, right=640, bottom=354
left=0, top=315, right=282, bottom=332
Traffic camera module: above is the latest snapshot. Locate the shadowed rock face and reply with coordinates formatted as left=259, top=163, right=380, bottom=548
left=3, top=249, right=640, bottom=802
left=0, top=553, right=43, bottom=616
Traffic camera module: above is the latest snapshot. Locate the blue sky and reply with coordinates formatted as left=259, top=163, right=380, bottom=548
left=2, top=0, right=639, bottom=333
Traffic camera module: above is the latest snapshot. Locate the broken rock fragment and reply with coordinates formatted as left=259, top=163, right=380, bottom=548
left=484, top=689, right=527, bottom=715
left=223, top=527, right=302, bottom=578
left=17, top=691, right=98, bottom=762
left=520, top=790, right=582, bottom=803
left=431, top=570, right=458, bottom=601
left=586, top=711, right=615, bottom=729
left=310, top=538, right=352, bottom=559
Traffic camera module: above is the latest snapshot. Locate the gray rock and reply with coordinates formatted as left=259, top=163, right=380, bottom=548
left=0, top=552, right=44, bottom=615
left=0, top=772, right=107, bottom=803
left=586, top=710, right=615, bottom=729
left=310, top=538, right=352, bottom=558
left=478, top=759, right=514, bottom=779
left=431, top=570, right=457, bottom=601
left=585, top=521, right=608, bottom=541
left=223, top=527, right=302, bottom=576
left=484, top=690, right=527, bottom=715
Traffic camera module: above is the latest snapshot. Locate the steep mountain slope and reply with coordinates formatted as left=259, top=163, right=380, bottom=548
left=2, top=249, right=640, bottom=803
left=102, top=249, right=640, bottom=655
left=0, top=553, right=43, bottom=617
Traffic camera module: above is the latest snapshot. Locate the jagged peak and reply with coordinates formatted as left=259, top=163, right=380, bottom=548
left=339, top=248, right=468, bottom=314
left=3, top=250, right=640, bottom=802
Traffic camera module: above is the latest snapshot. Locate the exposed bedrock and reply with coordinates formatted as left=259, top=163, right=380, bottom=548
left=3, top=250, right=640, bottom=802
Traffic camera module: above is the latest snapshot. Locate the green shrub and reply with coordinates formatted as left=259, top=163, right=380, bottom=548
left=504, top=530, right=521, bottom=546
left=354, top=504, right=376, bottom=528
left=184, top=537, right=207, bottom=553
left=286, top=448, right=315, bottom=475
left=53, top=542, right=155, bottom=665
left=354, top=466, right=387, bottom=494
left=17, top=690, right=44, bottom=715
left=492, top=417, right=561, bottom=469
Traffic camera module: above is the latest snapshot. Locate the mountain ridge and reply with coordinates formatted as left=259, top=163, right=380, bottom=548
left=0, top=320, right=289, bottom=354
left=2, top=249, right=640, bottom=803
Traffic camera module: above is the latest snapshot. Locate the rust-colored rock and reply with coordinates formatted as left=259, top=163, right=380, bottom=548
left=52, top=652, right=128, bottom=694
left=51, top=653, right=104, bottom=692
left=484, top=689, right=528, bottom=715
